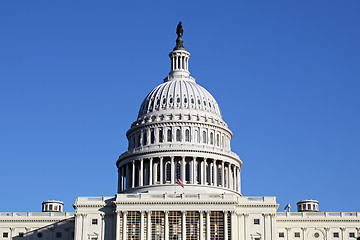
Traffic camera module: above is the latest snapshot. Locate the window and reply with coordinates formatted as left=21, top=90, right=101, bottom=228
left=314, top=232, right=319, bottom=238
left=150, top=129, right=155, bottom=144
left=254, top=219, right=260, bottom=225
left=91, top=238, right=98, bottom=240
left=92, top=219, right=98, bottom=225
left=255, top=238, right=261, bottom=240
left=54, top=205, right=58, bottom=211
left=49, top=204, right=53, bottom=211
left=279, top=232, right=284, bottom=238
left=202, top=131, right=207, bottom=143
left=3, top=233, right=8, bottom=238
left=165, top=162, right=171, bottom=182
left=56, top=232, right=61, bottom=238
left=185, top=129, right=190, bottom=142
left=194, top=130, right=199, bottom=143
left=127, top=211, right=140, bottom=239
left=167, top=129, right=172, bottom=142
left=37, top=233, right=43, bottom=238
left=137, top=133, right=141, bottom=147
left=349, top=233, right=355, bottom=238
left=159, top=128, right=163, bottom=143
left=333, top=232, right=339, bottom=238
left=143, top=131, right=147, bottom=145
left=176, top=129, right=181, bottom=142
left=185, top=161, right=190, bottom=182
left=19, top=233, right=24, bottom=238
left=176, top=161, right=181, bottom=180
left=294, top=232, right=300, bottom=238
left=210, top=132, right=214, bottom=145
left=216, top=134, right=219, bottom=146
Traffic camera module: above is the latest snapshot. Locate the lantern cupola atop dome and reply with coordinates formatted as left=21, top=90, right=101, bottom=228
left=168, top=22, right=191, bottom=78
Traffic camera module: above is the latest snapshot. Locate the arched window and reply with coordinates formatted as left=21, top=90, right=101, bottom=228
left=176, top=161, right=181, bottom=180
left=216, top=134, right=219, bottom=146
left=159, top=128, right=163, bottom=143
left=165, top=162, right=171, bottom=182
left=150, top=129, right=155, bottom=144
left=155, top=163, right=160, bottom=184
left=203, top=131, right=207, bottom=144
left=224, top=167, right=228, bottom=187
left=137, top=133, right=141, bottom=147
left=167, top=128, right=172, bottom=142
left=185, top=129, right=190, bottom=142
left=143, top=131, right=147, bottom=146
left=206, top=163, right=210, bottom=185
left=185, top=161, right=190, bottom=182
left=194, top=130, right=199, bottom=143
left=210, top=132, right=214, bottom=145
left=176, top=129, right=181, bottom=142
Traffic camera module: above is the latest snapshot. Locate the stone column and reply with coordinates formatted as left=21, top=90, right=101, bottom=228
left=263, top=214, right=271, bottom=240
left=301, top=227, right=306, bottom=240
left=224, top=211, right=228, bottom=240
left=182, top=211, right=186, bottom=240
left=140, top=159, right=144, bottom=187
left=164, top=211, right=169, bottom=240
left=270, top=214, right=276, bottom=240
left=132, top=161, right=135, bottom=188
left=149, top=158, right=153, bottom=185
left=122, top=211, right=127, bottom=240
left=147, top=211, right=152, bottom=240
left=160, top=157, right=164, bottom=184
left=100, top=214, right=105, bottom=240
left=170, top=157, right=175, bottom=184
left=340, top=227, right=346, bottom=240
left=81, top=213, right=87, bottom=240
left=200, top=159, right=205, bottom=185
left=199, top=211, right=204, bottom=240
left=206, top=211, right=210, bottom=240
left=221, top=161, right=225, bottom=187
left=244, top=214, right=249, bottom=240
left=230, top=211, right=236, bottom=240
left=181, top=156, right=186, bottom=183
left=213, top=159, right=217, bottom=186
left=114, top=211, right=120, bottom=240
left=74, top=214, right=82, bottom=240
left=209, top=161, right=213, bottom=186
left=140, top=211, right=145, bottom=240
left=191, top=157, right=195, bottom=184
left=227, top=164, right=231, bottom=189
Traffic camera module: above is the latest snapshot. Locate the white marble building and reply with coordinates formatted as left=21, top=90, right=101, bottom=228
left=1, top=23, right=359, bottom=240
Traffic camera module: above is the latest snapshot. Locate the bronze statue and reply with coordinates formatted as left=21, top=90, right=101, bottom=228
left=176, top=21, right=183, bottom=38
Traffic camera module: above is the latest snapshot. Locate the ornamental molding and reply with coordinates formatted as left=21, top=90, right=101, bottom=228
left=0, top=218, right=74, bottom=223
left=276, top=219, right=360, bottom=222
left=236, top=204, right=279, bottom=208
left=113, top=201, right=238, bottom=205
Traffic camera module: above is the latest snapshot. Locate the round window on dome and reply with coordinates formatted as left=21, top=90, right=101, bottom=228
left=184, top=98, right=187, bottom=103
left=191, top=98, right=194, bottom=104
left=37, top=233, right=43, bottom=238
left=204, top=101, right=206, bottom=106
left=156, top=99, right=160, bottom=106
left=177, top=97, right=180, bottom=103
left=209, top=102, right=211, bottom=107
left=198, top=99, right=201, bottom=105
left=170, top=98, right=173, bottom=104
left=163, top=98, right=166, bottom=104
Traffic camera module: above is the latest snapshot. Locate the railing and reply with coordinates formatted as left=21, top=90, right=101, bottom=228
left=277, top=212, right=360, bottom=217
left=0, top=212, right=74, bottom=217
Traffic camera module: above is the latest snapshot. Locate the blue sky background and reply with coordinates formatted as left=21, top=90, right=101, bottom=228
left=0, top=0, right=359, bottom=213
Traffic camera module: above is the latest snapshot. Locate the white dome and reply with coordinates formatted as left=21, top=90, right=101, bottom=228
left=138, top=77, right=222, bottom=120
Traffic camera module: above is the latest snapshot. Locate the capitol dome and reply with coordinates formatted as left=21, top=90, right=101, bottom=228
left=116, top=22, right=242, bottom=195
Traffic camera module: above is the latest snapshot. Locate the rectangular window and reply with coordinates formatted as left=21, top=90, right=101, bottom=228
left=19, top=233, right=24, bottom=238
left=279, top=232, right=284, bottom=238
left=255, top=238, right=261, bottom=240
left=91, top=238, right=98, bottom=240
left=294, top=232, right=300, bottom=238
left=349, top=233, right=355, bottom=238
left=3, top=233, right=8, bottom=238
left=56, top=232, right=61, bottom=238
left=254, top=219, right=260, bottom=225
left=333, top=232, right=339, bottom=238
left=92, top=219, right=98, bottom=225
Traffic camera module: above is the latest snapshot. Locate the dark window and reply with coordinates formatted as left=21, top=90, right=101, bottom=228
left=210, top=132, right=214, bottom=145
left=185, top=129, right=190, bottom=142
left=143, top=131, right=147, bottom=145
left=159, top=129, right=163, bottom=143
left=279, top=232, right=284, bottom=238
left=202, top=131, right=207, bottom=144
left=37, top=233, right=43, bottom=238
left=166, top=163, right=171, bottom=182
left=184, top=98, right=187, bottom=104
left=150, top=129, right=155, bottom=144
left=167, top=129, right=172, bottom=142
left=92, top=219, right=98, bottom=225
left=349, top=233, right=355, bottom=238
left=19, top=233, right=24, bottom=238
left=254, top=219, right=260, bottom=225
left=191, top=98, right=194, bottom=104
left=185, top=162, right=190, bottom=182
left=56, top=232, right=61, bottom=238
left=3, top=233, right=8, bottom=238
left=169, top=97, right=173, bottom=104
left=254, top=238, right=261, bottom=240
left=333, top=232, right=339, bottom=238
left=177, top=97, right=180, bottom=103
left=176, top=161, right=181, bottom=180
left=49, top=205, right=53, bottom=210
left=294, top=232, right=300, bottom=238
left=176, top=129, right=181, bottom=142
left=198, top=99, right=201, bottom=105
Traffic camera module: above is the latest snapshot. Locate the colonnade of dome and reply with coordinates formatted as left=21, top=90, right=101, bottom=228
left=117, top=156, right=241, bottom=193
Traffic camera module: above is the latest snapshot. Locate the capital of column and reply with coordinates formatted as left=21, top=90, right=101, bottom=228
left=301, top=227, right=307, bottom=231
left=340, top=227, right=346, bottom=231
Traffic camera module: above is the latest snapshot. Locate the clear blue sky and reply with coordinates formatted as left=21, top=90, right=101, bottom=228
left=1, top=1, right=359, bottom=213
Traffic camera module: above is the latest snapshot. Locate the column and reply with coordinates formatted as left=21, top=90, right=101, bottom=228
left=199, top=211, right=204, bottom=240
left=224, top=211, right=228, bottom=240
left=170, top=157, right=175, bottom=184
left=209, top=161, right=213, bottom=186
left=122, top=211, right=127, bottom=240
left=181, top=156, right=186, bottom=183
left=82, top=213, right=87, bottom=240
left=221, top=161, right=225, bottom=187
left=263, top=214, right=271, bottom=240
left=191, top=157, right=195, bottom=184
left=301, top=227, right=306, bottom=240
left=270, top=214, right=276, bottom=240
left=206, top=211, right=210, bottom=240
left=340, top=227, right=346, bottom=240
left=160, top=157, right=164, bottom=184
left=244, top=214, right=249, bottom=240
left=149, top=158, right=153, bottom=185
left=147, top=211, right=152, bottom=240
left=237, top=167, right=241, bottom=192
left=285, top=227, right=290, bottom=240
left=213, top=159, right=217, bottom=186
left=100, top=214, right=105, bottom=240
left=132, top=161, right=135, bottom=188
left=238, top=168, right=241, bottom=193
left=200, top=159, right=205, bottom=185
left=227, top=164, right=231, bottom=189
left=182, top=211, right=186, bottom=240
left=74, top=214, right=82, bottom=240
left=164, top=211, right=169, bottom=240
left=114, top=211, right=120, bottom=240
left=230, top=211, right=236, bottom=240
left=140, top=159, right=144, bottom=187
left=140, top=211, right=145, bottom=240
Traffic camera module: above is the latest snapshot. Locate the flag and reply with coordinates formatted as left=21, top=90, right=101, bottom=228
left=176, top=178, right=184, bottom=188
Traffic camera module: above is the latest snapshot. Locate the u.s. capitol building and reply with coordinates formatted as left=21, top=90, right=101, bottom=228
left=1, top=23, right=359, bottom=240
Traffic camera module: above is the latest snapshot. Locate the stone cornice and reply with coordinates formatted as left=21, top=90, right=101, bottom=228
left=276, top=219, right=360, bottom=222
left=0, top=218, right=74, bottom=223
